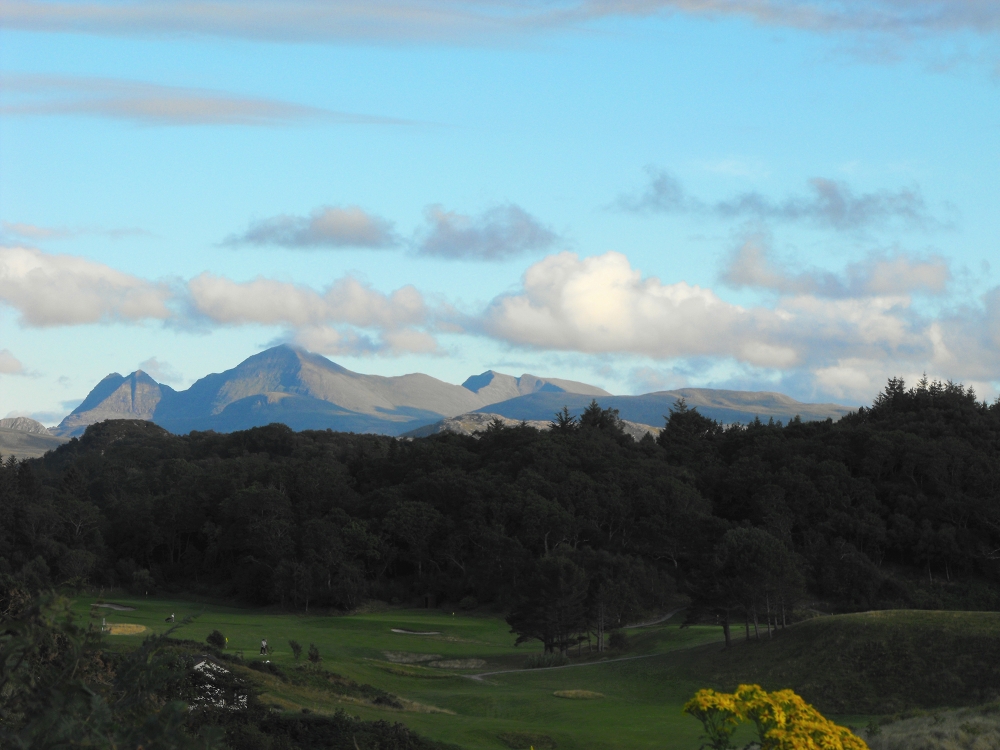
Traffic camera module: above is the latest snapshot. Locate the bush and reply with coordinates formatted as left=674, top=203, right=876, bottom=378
left=288, top=639, right=302, bottom=660
left=609, top=631, right=628, bottom=650
left=525, top=652, right=569, bottom=669
left=206, top=629, right=226, bottom=649
left=308, top=643, right=321, bottom=664
left=247, top=660, right=286, bottom=678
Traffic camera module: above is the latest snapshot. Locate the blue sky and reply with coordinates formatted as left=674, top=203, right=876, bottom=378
left=1, top=0, right=998, bottom=424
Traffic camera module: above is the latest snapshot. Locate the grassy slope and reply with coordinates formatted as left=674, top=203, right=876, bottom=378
left=672, top=610, right=1000, bottom=715
left=75, top=598, right=1000, bottom=749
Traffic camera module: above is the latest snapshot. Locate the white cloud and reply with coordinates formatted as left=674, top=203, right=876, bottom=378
left=224, top=205, right=398, bottom=249
left=0, top=73, right=408, bottom=127
left=0, top=349, right=25, bottom=375
left=1, top=1, right=995, bottom=45
left=0, top=245, right=173, bottom=326
left=418, top=203, right=558, bottom=261
left=721, top=238, right=951, bottom=297
left=188, top=272, right=435, bottom=355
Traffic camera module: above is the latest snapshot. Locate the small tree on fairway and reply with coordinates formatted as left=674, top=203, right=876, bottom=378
left=206, top=629, right=225, bottom=649
left=307, top=643, right=321, bottom=665
left=288, top=639, right=302, bottom=660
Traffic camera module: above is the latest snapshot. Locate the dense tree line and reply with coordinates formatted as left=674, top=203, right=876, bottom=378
left=3, top=379, right=1000, bottom=651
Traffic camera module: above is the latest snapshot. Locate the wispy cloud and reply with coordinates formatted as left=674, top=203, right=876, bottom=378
left=0, top=73, right=410, bottom=127
left=138, top=356, right=182, bottom=384
left=1, top=1, right=996, bottom=45
left=0, top=349, right=25, bottom=375
left=417, top=203, right=558, bottom=260
left=617, top=168, right=941, bottom=232
left=1, top=220, right=149, bottom=242
left=223, top=206, right=399, bottom=249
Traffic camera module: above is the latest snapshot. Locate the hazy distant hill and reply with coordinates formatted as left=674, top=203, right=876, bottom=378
left=0, top=417, right=68, bottom=459
left=476, top=388, right=855, bottom=427
left=403, top=411, right=660, bottom=441
left=52, top=345, right=616, bottom=437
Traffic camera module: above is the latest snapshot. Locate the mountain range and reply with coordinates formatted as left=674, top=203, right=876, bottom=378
left=38, top=344, right=856, bottom=440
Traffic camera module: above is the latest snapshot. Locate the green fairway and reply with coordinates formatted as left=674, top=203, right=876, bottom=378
left=75, top=595, right=730, bottom=750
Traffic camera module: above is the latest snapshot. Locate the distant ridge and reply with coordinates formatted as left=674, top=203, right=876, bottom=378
left=49, top=345, right=858, bottom=438
left=474, top=389, right=854, bottom=427
left=0, top=417, right=68, bottom=459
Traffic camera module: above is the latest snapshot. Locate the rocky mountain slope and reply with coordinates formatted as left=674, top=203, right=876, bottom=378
left=52, top=345, right=614, bottom=437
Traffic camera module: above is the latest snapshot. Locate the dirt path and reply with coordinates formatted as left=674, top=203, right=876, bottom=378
left=623, top=607, right=685, bottom=629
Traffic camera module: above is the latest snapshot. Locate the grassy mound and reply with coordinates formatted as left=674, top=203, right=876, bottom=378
left=680, top=610, right=1000, bottom=714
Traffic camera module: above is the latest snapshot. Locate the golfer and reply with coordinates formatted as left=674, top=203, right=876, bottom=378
left=260, top=638, right=267, bottom=655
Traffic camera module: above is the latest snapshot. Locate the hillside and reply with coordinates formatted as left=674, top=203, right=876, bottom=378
left=678, top=610, right=1000, bottom=714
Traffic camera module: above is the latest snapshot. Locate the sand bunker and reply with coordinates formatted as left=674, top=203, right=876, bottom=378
left=391, top=628, right=442, bottom=635
left=106, top=623, right=147, bottom=636
left=94, top=602, right=136, bottom=611
left=383, top=651, right=443, bottom=664
left=553, top=690, right=604, bottom=699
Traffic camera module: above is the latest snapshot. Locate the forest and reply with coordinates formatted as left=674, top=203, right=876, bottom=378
left=3, top=376, right=1000, bottom=653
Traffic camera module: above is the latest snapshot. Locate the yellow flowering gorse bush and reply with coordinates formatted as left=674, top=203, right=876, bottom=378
left=683, top=684, right=869, bottom=750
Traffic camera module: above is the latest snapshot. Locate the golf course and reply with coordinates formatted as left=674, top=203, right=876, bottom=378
left=74, top=594, right=871, bottom=750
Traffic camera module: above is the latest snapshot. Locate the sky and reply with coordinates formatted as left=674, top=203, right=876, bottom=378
left=1, top=0, right=999, bottom=425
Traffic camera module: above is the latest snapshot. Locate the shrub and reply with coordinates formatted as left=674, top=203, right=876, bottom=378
left=288, top=639, right=302, bottom=660
left=206, top=629, right=226, bottom=649
left=248, top=660, right=286, bottom=678
left=608, top=631, right=628, bottom=650
left=308, top=643, right=321, bottom=664
left=525, top=652, right=569, bottom=669
left=684, top=684, right=867, bottom=750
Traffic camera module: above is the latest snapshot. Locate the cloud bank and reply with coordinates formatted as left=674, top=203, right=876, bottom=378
left=0, top=73, right=407, bottom=126
left=481, top=248, right=1000, bottom=399
left=1, top=1, right=996, bottom=45
left=3, top=244, right=999, bottom=397
left=618, top=169, right=938, bottom=231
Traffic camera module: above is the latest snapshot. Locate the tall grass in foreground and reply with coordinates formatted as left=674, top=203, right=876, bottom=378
left=868, top=704, right=1000, bottom=750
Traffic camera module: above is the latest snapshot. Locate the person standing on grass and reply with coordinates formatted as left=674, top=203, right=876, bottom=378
left=260, top=638, right=267, bottom=655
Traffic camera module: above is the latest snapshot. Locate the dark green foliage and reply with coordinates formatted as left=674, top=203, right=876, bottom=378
left=4, top=374, right=1000, bottom=654
left=207, top=629, right=226, bottom=649
left=307, top=643, right=321, bottom=664
left=608, top=630, right=628, bottom=650
left=288, top=639, right=302, bottom=660
left=524, top=652, right=569, bottom=668
left=0, top=592, right=223, bottom=749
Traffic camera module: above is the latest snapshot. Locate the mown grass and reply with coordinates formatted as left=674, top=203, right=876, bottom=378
left=74, top=598, right=1000, bottom=749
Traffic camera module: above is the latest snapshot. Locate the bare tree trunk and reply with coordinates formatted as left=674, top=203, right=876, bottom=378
left=745, top=611, right=750, bottom=641
left=752, top=603, right=759, bottom=640
left=722, top=613, right=731, bottom=649
left=765, top=594, right=772, bottom=639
